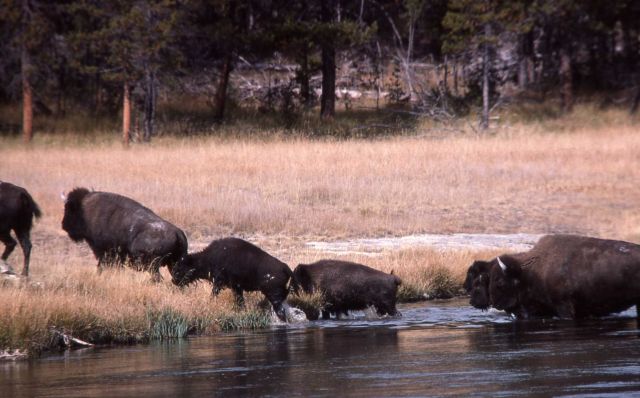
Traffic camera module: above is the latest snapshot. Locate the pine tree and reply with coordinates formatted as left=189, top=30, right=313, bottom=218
left=443, top=0, right=527, bottom=129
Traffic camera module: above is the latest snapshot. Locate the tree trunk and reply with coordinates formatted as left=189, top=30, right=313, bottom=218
left=143, top=66, right=157, bottom=142
left=631, top=85, right=640, bottom=114
left=320, top=0, right=336, bottom=119
left=214, top=52, right=233, bottom=122
left=560, top=45, right=573, bottom=113
left=299, top=44, right=311, bottom=108
left=21, top=45, right=33, bottom=144
left=443, top=55, right=448, bottom=93
left=122, top=81, right=131, bottom=146
left=518, top=35, right=528, bottom=89
left=453, top=60, right=458, bottom=94
left=94, top=72, right=102, bottom=114
left=376, top=40, right=383, bottom=110
left=481, top=23, right=491, bottom=130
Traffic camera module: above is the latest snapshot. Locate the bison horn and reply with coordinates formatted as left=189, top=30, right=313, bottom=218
left=497, top=257, right=507, bottom=273
left=60, top=191, right=67, bottom=202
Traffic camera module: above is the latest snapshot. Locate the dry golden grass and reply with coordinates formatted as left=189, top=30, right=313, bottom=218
left=0, top=260, right=272, bottom=354
left=2, top=104, right=640, bottom=354
left=3, top=108, right=640, bottom=240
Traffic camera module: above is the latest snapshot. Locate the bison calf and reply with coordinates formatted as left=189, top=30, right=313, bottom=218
left=170, top=237, right=295, bottom=321
left=61, top=187, right=187, bottom=280
left=0, top=182, right=41, bottom=276
left=293, top=260, right=401, bottom=320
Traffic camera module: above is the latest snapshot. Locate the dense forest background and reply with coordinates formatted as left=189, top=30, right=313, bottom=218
left=2, top=0, right=640, bottom=144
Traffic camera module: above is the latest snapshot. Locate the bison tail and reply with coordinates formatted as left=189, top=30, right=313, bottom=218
left=22, top=191, right=42, bottom=219
left=390, top=270, right=402, bottom=286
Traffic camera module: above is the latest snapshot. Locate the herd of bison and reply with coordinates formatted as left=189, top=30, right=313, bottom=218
left=2, top=180, right=640, bottom=323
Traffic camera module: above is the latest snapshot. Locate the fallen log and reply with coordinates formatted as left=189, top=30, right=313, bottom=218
left=51, top=329, right=94, bottom=349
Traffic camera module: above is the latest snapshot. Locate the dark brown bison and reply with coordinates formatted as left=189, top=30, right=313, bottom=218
left=61, top=187, right=187, bottom=280
left=170, top=237, right=296, bottom=322
left=0, top=182, right=41, bottom=276
left=293, top=260, right=401, bottom=320
left=465, top=234, right=640, bottom=319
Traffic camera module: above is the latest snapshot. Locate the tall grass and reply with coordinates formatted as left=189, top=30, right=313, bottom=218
left=1, top=104, right=639, bottom=355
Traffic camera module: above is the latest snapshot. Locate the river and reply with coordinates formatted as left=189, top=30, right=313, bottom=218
left=2, top=298, right=640, bottom=397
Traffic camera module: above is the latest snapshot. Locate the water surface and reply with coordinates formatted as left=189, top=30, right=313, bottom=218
left=3, top=298, right=640, bottom=397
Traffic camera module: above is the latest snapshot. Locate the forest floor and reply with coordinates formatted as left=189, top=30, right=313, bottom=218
left=2, top=103, right=640, bottom=356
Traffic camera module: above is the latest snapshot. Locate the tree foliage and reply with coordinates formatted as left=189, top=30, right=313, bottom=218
left=2, top=0, right=640, bottom=139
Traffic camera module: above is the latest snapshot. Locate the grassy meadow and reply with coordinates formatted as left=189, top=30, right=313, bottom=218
left=2, top=103, right=640, bottom=355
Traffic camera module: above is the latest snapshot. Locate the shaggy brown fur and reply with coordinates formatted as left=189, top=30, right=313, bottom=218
left=62, top=187, right=187, bottom=280
left=171, top=237, right=296, bottom=322
left=0, top=182, right=41, bottom=276
left=293, top=260, right=401, bottom=320
left=465, top=235, right=640, bottom=319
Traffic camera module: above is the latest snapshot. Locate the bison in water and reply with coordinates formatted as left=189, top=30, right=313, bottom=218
left=0, top=182, right=41, bottom=276
left=61, top=187, right=187, bottom=280
left=465, top=234, right=640, bottom=319
left=293, top=260, right=401, bottom=320
left=170, top=237, right=296, bottom=322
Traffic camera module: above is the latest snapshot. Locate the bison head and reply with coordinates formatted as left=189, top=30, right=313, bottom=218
left=465, top=260, right=492, bottom=310
left=292, top=264, right=315, bottom=294
left=61, top=187, right=91, bottom=242
left=488, top=256, right=523, bottom=313
left=170, top=255, right=199, bottom=286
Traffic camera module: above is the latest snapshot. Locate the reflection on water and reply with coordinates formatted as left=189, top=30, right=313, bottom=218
left=2, top=298, right=640, bottom=397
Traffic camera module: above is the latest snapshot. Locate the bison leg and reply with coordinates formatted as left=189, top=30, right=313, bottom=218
left=212, top=280, right=225, bottom=297
left=264, top=289, right=289, bottom=322
left=233, top=287, right=245, bottom=308
left=321, top=310, right=331, bottom=320
left=0, top=232, right=17, bottom=262
left=375, top=300, right=400, bottom=317
left=96, top=257, right=105, bottom=274
left=15, top=230, right=32, bottom=277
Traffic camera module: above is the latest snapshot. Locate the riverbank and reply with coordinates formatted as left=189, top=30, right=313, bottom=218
left=2, top=113, right=640, bottom=357
left=0, top=237, right=507, bottom=358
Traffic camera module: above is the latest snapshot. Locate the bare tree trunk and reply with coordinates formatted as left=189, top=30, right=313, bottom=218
left=404, top=15, right=416, bottom=101
left=376, top=40, right=383, bottom=110
left=560, top=45, right=573, bottom=113
left=299, top=44, right=311, bottom=108
left=122, top=81, right=131, bottom=146
left=320, top=0, right=336, bottom=119
left=143, top=66, right=156, bottom=142
left=631, top=84, right=640, bottom=114
left=453, top=60, right=458, bottom=94
left=443, top=55, right=449, bottom=92
left=518, top=33, right=531, bottom=89
left=94, top=72, right=102, bottom=114
left=21, top=46, right=33, bottom=144
left=214, top=52, right=233, bottom=122
left=56, top=67, right=66, bottom=117
left=481, top=23, right=491, bottom=130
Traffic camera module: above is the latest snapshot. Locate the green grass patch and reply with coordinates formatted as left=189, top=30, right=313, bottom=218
left=216, top=309, right=272, bottom=331
left=146, top=307, right=190, bottom=340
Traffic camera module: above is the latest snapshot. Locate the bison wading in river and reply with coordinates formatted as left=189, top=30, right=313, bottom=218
left=293, top=260, right=402, bottom=320
left=464, top=234, right=640, bottom=319
left=61, top=188, right=187, bottom=280
left=170, top=237, right=296, bottom=322
left=0, top=182, right=42, bottom=276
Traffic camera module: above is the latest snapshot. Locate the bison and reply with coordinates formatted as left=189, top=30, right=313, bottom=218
left=170, top=237, right=296, bottom=322
left=465, top=234, right=640, bottom=319
left=293, top=260, right=401, bottom=320
left=0, top=182, right=41, bottom=276
left=61, top=187, right=187, bottom=280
